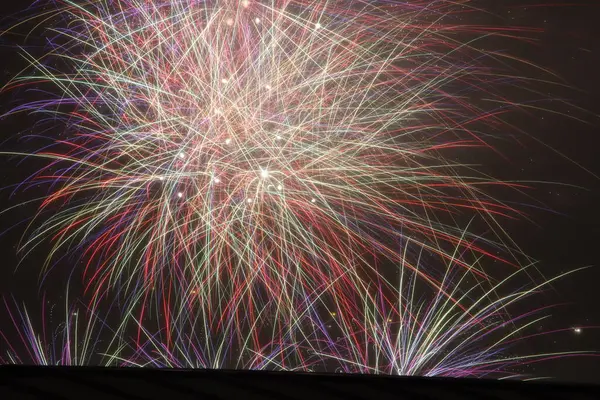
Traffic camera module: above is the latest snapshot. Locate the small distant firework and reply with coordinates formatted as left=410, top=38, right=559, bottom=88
left=124, top=308, right=316, bottom=370
left=0, top=296, right=116, bottom=366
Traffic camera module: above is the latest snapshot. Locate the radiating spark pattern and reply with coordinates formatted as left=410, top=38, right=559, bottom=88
left=310, top=263, right=590, bottom=378
left=6, top=0, right=531, bottom=324
left=0, top=297, right=113, bottom=366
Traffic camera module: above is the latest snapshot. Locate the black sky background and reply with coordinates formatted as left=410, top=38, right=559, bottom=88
left=0, top=0, right=600, bottom=383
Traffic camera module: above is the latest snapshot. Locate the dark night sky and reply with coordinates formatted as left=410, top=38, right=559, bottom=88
left=1, top=0, right=600, bottom=383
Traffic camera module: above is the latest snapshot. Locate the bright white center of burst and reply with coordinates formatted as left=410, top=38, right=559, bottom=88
left=226, top=18, right=234, bottom=26
left=177, top=192, right=183, bottom=198
left=260, top=169, right=269, bottom=178
left=242, top=0, right=250, bottom=8
left=178, top=152, right=185, bottom=159
left=315, top=23, right=322, bottom=29
left=574, top=327, right=582, bottom=334
left=225, top=138, right=232, bottom=145
left=255, top=17, right=260, bottom=24
left=214, top=177, right=220, bottom=183
left=247, top=198, right=253, bottom=203
left=311, top=198, right=316, bottom=203
left=265, top=84, right=272, bottom=90
left=221, top=78, right=229, bottom=84
left=277, top=184, right=282, bottom=191
left=159, top=176, right=164, bottom=181
left=275, top=135, right=282, bottom=141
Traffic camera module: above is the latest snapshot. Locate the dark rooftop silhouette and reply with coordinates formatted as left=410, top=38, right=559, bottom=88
left=1, top=366, right=599, bottom=400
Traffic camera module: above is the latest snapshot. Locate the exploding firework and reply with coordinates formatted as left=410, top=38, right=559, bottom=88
left=3, top=0, right=538, bottom=322
left=310, top=262, right=591, bottom=378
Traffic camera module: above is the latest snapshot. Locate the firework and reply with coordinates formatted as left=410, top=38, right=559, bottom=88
left=0, top=295, right=122, bottom=366
left=310, top=262, right=591, bottom=378
left=3, top=0, right=539, bottom=324
left=123, top=303, right=320, bottom=370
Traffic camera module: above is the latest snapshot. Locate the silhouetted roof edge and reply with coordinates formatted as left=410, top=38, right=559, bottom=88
left=1, top=365, right=599, bottom=400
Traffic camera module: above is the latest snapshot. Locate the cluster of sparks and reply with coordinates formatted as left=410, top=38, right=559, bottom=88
left=0, top=0, right=590, bottom=377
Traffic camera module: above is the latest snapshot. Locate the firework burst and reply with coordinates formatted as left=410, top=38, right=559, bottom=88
left=2, top=0, right=559, bottom=350
left=311, top=262, right=591, bottom=378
